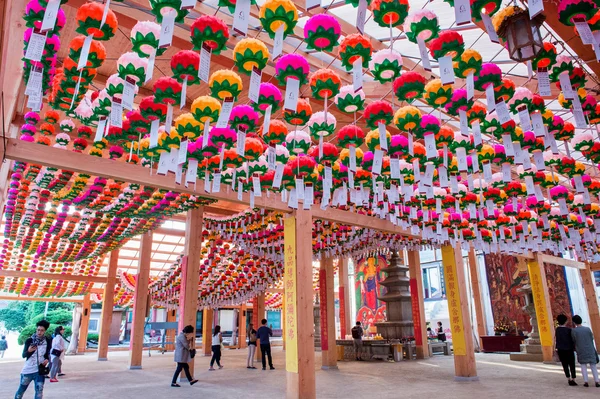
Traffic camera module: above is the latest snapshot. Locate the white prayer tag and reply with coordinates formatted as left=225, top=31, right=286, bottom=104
left=253, top=176, right=262, bottom=196
left=202, top=121, right=210, bottom=148
left=378, top=123, right=388, bottom=151
left=288, top=188, right=298, bottom=209
left=531, top=112, right=545, bottom=137
left=574, top=175, right=585, bottom=193
left=423, top=164, right=435, bottom=187
left=145, top=49, right=156, bottom=83
left=25, top=31, right=46, bottom=63
left=175, top=164, right=183, bottom=185
left=186, top=159, right=198, bottom=185
left=574, top=18, right=596, bottom=45
left=502, top=163, right=511, bottom=182
left=424, top=133, right=437, bottom=159
left=481, top=13, right=499, bottom=43
left=159, top=10, right=176, bottom=48
left=199, top=44, right=211, bottom=83
left=95, top=119, right=107, bottom=142
left=466, top=73, right=475, bottom=100
left=110, top=98, right=123, bottom=128
left=267, top=146, right=276, bottom=170
left=237, top=181, right=243, bottom=200
left=537, top=67, right=551, bottom=96
left=417, top=38, right=432, bottom=71
left=353, top=57, right=363, bottom=92
left=533, top=151, right=545, bottom=171
left=485, top=84, right=496, bottom=112
left=527, top=60, right=533, bottom=79
left=349, top=146, right=357, bottom=172
left=471, top=152, right=479, bottom=172
left=324, top=166, right=332, bottom=190
left=283, top=78, right=300, bottom=112
left=178, top=140, right=188, bottom=164
left=122, top=77, right=136, bottom=111
left=517, top=106, right=532, bottom=132
left=216, top=97, right=234, bottom=128
left=273, top=163, right=284, bottom=189
left=150, top=119, right=160, bottom=148
left=100, top=0, right=111, bottom=27
left=232, top=0, right=251, bottom=36
left=211, top=172, right=221, bottom=192
left=454, top=0, right=472, bottom=26
left=356, top=0, right=367, bottom=34
left=391, top=158, right=400, bottom=179
left=438, top=166, right=448, bottom=188
left=483, top=162, right=492, bottom=181
left=456, top=147, right=467, bottom=172
left=249, top=67, right=262, bottom=103
left=572, top=96, right=588, bottom=129
left=439, top=56, right=455, bottom=85
left=413, top=159, right=421, bottom=182
left=157, top=152, right=170, bottom=175
left=181, top=0, right=196, bottom=9
left=513, top=142, right=523, bottom=164
left=25, top=67, right=44, bottom=96
left=272, top=26, right=284, bottom=59
left=262, top=105, right=272, bottom=136
left=495, top=100, right=511, bottom=124
left=372, top=150, right=383, bottom=175
left=295, top=179, right=304, bottom=200
left=408, top=132, right=414, bottom=156
left=525, top=176, right=535, bottom=195
left=348, top=170, right=354, bottom=188
left=204, top=174, right=212, bottom=193
left=41, top=0, right=61, bottom=32
left=472, top=121, right=482, bottom=147
left=559, top=72, right=575, bottom=100
left=237, top=130, right=246, bottom=156
left=459, top=110, right=469, bottom=136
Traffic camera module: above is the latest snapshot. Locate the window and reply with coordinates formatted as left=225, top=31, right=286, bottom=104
left=88, top=319, right=99, bottom=333
left=422, top=263, right=444, bottom=300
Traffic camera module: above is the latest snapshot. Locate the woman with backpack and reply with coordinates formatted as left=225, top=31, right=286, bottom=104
left=247, top=323, right=257, bottom=369
left=49, top=326, right=66, bottom=382
left=209, top=325, right=223, bottom=371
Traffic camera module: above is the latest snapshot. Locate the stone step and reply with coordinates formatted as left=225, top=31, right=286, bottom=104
left=509, top=352, right=544, bottom=362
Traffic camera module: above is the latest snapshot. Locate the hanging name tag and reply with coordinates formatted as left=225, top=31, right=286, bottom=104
left=262, top=105, right=272, bottom=135
left=349, top=145, right=357, bottom=172
left=181, top=0, right=196, bottom=9
left=495, top=100, right=511, bottom=124
left=27, top=91, right=42, bottom=112
left=572, top=96, right=588, bottom=129
left=237, top=130, right=246, bottom=156
left=439, top=56, right=455, bottom=85
left=454, top=0, right=472, bottom=25
left=408, top=132, right=414, bottom=156
left=100, top=0, right=111, bottom=27
left=533, top=151, right=545, bottom=171
left=378, top=123, right=387, bottom=151
left=204, top=173, right=212, bottom=193
left=502, top=163, right=511, bottom=182
left=253, top=176, right=262, bottom=196
left=529, top=0, right=544, bottom=18
left=372, top=149, right=383, bottom=175
left=390, top=158, right=400, bottom=179
left=186, top=159, right=198, bottom=185
left=212, top=172, right=221, bottom=192
left=531, top=112, right=545, bottom=137
left=356, top=0, right=367, bottom=34
left=145, top=49, right=156, bottom=83
left=483, top=162, right=492, bottom=181
left=517, top=105, right=532, bottom=132
left=283, top=78, right=300, bottom=112
left=353, top=57, right=363, bottom=92
left=267, top=146, right=276, bottom=170
left=456, top=147, right=467, bottom=172
left=273, top=163, right=285, bottom=189
left=512, top=142, right=523, bottom=164
left=272, top=26, right=284, bottom=60
left=424, top=133, right=437, bottom=159
left=199, top=44, right=211, bottom=83
left=158, top=10, right=176, bottom=48
left=537, top=67, right=551, bottom=96
left=472, top=121, right=482, bottom=147
left=348, top=170, right=354, bottom=188
left=438, top=166, right=448, bottom=188
left=417, top=37, right=431, bottom=72
left=485, top=84, right=496, bottom=112
left=480, top=13, right=499, bottom=43
left=157, top=152, right=170, bottom=175
left=559, top=72, right=575, bottom=99
left=41, top=0, right=61, bottom=32
left=232, top=0, right=251, bottom=36
left=459, top=109, right=469, bottom=136
left=249, top=67, right=261, bottom=103
left=95, top=119, right=107, bottom=142
left=324, top=166, right=332, bottom=190
left=202, top=121, right=210, bottom=148
left=534, top=186, right=544, bottom=202
left=216, top=97, right=234, bottom=128
left=110, top=98, right=123, bottom=128
left=150, top=119, right=160, bottom=148
left=122, top=77, right=136, bottom=110
left=423, top=164, right=435, bottom=187
left=25, top=30, right=46, bottom=62
left=574, top=17, right=596, bottom=45
left=178, top=140, right=188, bottom=164
left=466, top=72, right=475, bottom=100
left=25, top=66, right=44, bottom=96
left=175, top=164, right=183, bottom=184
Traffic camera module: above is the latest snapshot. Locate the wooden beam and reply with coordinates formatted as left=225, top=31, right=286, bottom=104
left=319, top=256, right=337, bottom=369
left=407, top=249, right=429, bottom=359
left=0, top=270, right=107, bottom=284
left=0, top=295, right=84, bottom=303
left=98, top=250, right=119, bottom=361
left=128, top=230, right=152, bottom=369
left=77, top=294, right=91, bottom=353
left=238, top=304, right=247, bottom=349
left=538, top=254, right=585, bottom=269
left=467, top=248, right=487, bottom=350
left=311, top=206, right=417, bottom=237
left=202, top=309, right=213, bottom=357
left=580, top=263, right=600, bottom=351
left=165, top=309, right=177, bottom=352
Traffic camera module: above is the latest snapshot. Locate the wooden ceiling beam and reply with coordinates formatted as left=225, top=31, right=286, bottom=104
left=0, top=269, right=107, bottom=283
left=0, top=295, right=85, bottom=303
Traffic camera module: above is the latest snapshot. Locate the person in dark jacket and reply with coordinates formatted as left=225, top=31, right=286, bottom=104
left=0, top=334, right=8, bottom=358
left=256, top=319, right=274, bottom=370
left=15, top=320, right=51, bottom=399
left=171, top=325, right=198, bottom=387
left=571, top=315, right=600, bottom=387
left=437, top=321, right=447, bottom=342
left=555, top=314, right=577, bottom=386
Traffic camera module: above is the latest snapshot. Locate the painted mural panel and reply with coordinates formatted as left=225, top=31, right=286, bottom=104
left=354, top=256, right=387, bottom=334
left=484, top=253, right=572, bottom=333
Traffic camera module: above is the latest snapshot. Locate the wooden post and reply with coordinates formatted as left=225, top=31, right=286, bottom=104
left=338, top=257, right=350, bottom=339
left=166, top=309, right=177, bottom=351
left=128, top=231, right=152, bottom=369
left=319, top=256, right=337, bottom=369
left=202, top=309, right=213, bottom=357
left=581, top=264, right=600, bottom=351
left=284, top=210, right=316, bottom=399
left=256, top=292, right=265, bottom=361
left=527, top=255, right=554, bottom=363
left=238, top=304, right=247, bottom=349
left=440, top=245, right=477, bottom=380
left=77, top=294, right=92, bottom=353
left=407, top=249, right=429, bottom=359
left=178, top=206, right=203, bottom=377
left=98, top=249, right=119, bottom=360
left=467, top=248, right=487, bottom=349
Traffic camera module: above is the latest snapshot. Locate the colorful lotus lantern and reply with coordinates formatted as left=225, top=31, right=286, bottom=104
left=190, top=15, right=229, bottom=55
left=393, top=71, right=426, bottom=103
left=153, top=77, right=182, bottom=108
left=404, top=10, right=440, bottom=43
left=365, top=129, right=391, bottom=152
left=435, top=126, right=454, bottom=149
left=210, top=127, right=237, bottom=149
left=393, top=106, right=421, bottom=132
left=338, top=34, right=373, bottom=71
left=453, top=49, right=482, bottom=78
left=369, top=49, right=403, bottom=83
left=259, top=0, right=299, bottom=39
left=285, top=130, right=312, bottom=154
left=550, top=55, right=574, bottom=82
left=68, top=35, right=106, bottom=69
left=429, top=30, right=464, bottom=61
left=175, top=113, right=203, bottom=140
left=307, top=112, right=337, bottom=140
left=209, top=70, right=243, bottom=100
left=370, top=0, right=409, bottom=28
left=508, top=87, right=533, bottom=113
left=337, top=125, right=365, bottom=149
left=130, top=21, right=165, bottom=59
left=424, top=79, right=453, bottom=108
left=335, top=85, right=365, bottom=113
left=24, top=0, right=66, bottom=34
left=572, top=131, right=595, bottom=153
left=275, top=53, right=310, bottom=86
left=309, top=142, right=339, bottom=164
left=254, top=83, right=282, bottom=114
left=532, top=42, right=557, bottom=70
left=233, top=39, right=270, bottom=75
left=171, top=50, right=201, bottom=89
left=310, top=69, right=341, bottom=101
left=304, top=15, right=341, bottom=52
left=139, top=95, right=168, bottom=122
left=117, top=52, right=149, bottom=87
left=558, top=0, right=598, bottom=26
left=263, top=120, right=288, bottom=144
left=229, top=105, right=259, bottom=133
left=474, top=63, right=502, bottom=92
left=75, top=2, right=118, bottom=40
left=191, top=95, right=221, bottom=123
left=364, top=100, right=394, bottom=129
left=284, top=98, right=312, bottom=125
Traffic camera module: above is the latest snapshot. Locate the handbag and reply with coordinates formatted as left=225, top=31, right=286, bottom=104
left=189, top=349, right=196, bottom=359
left=51, top=349, right=63, bottom=357
left=36, top=345, right=50, bottom=375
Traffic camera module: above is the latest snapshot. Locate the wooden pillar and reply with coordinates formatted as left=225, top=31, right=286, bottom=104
left=581, top=264, right=600, bottom=351
left=319, top=257, right=337, bottom=369
left=440, top=245, right=477, bottom=380
left=202, top=309, right=214, bottom=356
left=98, top=250, right=119, bottom=360
left=165, top=309, right=177, bottom=351
left=238, top=304, right=247, bottom=349
left=284, top=210, right=316, bottom=399
left=467, top=248, right=487, bottom=349
left=77, top=294, right=92, bottom=353
left=527, top=255, right=554, bottom=363
left=407, top=249, right=429, bottom=359
left=255, top=293, right=265, bottom=361
left=128, top=231, right=152, bottom=369
left=178, top=207, right=203, bottom=377
left=338, top=257, right=351, bottom=339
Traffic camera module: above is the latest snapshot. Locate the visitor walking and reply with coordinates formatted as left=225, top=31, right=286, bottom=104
left=247, top=323, right=257, bottom=369
left=256, top=319, right=274, bottom=370
left=555, top=314, right=577, bottom=386
left=49, top=326, right=66, bottom=383
left=571, top=315, right=600, bottom=387
left=0, top=335, right=8, bottom=358
left=15, top=320, right=51, bottom=399
left=437, top=321, right=447, bottom=342
left=352, top=321, right=364, bottom=361
left=171, top=325, right=198, bottom=388
left=209, top=325, right=223, bottom=371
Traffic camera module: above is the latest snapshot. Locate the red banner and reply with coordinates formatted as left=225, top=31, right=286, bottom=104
left=319, top=269, right=328, bottom=351
left=339, top=286, right=346, bottom=339
left=410, top=278, right=423, bottom=346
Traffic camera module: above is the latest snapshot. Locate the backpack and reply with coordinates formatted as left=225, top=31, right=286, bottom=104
left=351, top=326, right=362, bottom=339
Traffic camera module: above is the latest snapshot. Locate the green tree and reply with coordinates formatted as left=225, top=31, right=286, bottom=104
left=0, top=308, right=27, bottom=331
left=18, top=324, right=73, bottom=346
left=31, top=309, right=72, bottom=327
